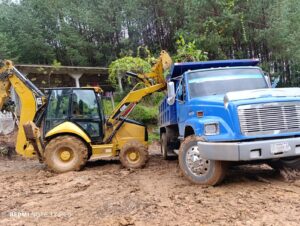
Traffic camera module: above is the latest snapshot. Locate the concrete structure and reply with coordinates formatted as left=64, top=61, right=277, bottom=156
left=15, top=64, right=113, bottom=93
left=7, top=64, right=115, bottom=118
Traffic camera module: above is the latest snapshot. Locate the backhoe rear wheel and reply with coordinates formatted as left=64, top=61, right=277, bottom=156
left=119, top=140, right=148, bottom=169
left=44, top=135, right=88, bottom=173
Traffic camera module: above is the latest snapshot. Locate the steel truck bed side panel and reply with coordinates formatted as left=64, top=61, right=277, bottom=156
left=159, top=97, right=177, bottom=127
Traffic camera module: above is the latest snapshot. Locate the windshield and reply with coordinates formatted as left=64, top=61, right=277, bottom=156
left=188, top=68, right=268, bottom=98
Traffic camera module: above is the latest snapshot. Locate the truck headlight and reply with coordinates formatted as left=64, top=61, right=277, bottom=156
left=204, top=123, right=219, bottom=135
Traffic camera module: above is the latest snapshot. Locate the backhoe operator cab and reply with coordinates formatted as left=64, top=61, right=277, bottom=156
left=44, top=88, right=106, bottom=143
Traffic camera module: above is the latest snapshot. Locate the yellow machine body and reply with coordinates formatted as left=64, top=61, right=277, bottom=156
left=0, top=51, right=172, bottom=163
left=45, top=121, right=147, bottom=158
left=45, top=122, right=91, bottom=143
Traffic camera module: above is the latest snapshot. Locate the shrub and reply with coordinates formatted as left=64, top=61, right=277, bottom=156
left=130, top=104, right=158, bottom=124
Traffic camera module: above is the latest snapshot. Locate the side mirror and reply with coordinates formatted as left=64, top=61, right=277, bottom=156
left=272, top=76, right=280, bottom=88
left=264, top=75, right=271, bottom=88
left=167, top=81, right=176, bottom=105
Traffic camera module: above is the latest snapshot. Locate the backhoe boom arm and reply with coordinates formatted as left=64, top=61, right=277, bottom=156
left=105, top=51, right=172, bottom=143
left=108, top=51, right=172, bottom=122
left=0, top=60, right=45, bottom=157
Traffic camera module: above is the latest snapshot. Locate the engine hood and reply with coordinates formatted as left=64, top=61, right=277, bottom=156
left=224, top=88, right=300, bottom=106
left=189, top=95, right=224, bottom=107
left=190, top=88, right=300, bottom=110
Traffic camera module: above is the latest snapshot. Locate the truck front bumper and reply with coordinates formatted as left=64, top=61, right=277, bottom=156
left=197, top=137, right=300, bottom=161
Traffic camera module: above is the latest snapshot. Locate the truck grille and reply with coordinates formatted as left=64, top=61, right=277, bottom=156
left=238, top=102, right=300, bottom=136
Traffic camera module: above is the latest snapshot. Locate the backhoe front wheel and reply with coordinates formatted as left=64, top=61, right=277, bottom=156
left=119, top=140, right=148, bottom=169
left=44, top=135, right=88, bottom=173
left=179, top=136, right=227, bottom=186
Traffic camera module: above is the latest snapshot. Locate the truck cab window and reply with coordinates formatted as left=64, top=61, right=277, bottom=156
left=177, top=79, right=185, bottom=102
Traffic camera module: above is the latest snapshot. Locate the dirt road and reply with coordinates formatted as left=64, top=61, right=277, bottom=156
left=0, top=145, right=300, bottom=226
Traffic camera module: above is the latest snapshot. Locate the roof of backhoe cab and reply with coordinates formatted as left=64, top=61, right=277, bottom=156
left=44, top=86, right=103, bottom=93
left=169, top=59, right=260, bottom=78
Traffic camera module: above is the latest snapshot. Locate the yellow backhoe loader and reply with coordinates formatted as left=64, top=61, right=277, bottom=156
left=0, top=51, right=172, bottom=173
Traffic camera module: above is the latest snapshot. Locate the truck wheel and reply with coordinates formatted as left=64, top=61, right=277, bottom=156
left=269, top=157, right=300, bottom=170
left=161, top=133, right=171, bottom=160
left=178, top=135, right=226, bottom=186
left=119, top=140, right=148, bottom=169
left=44, top=135, right=88, bottom=173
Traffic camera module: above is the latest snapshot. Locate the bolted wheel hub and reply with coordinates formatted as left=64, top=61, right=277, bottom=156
left=186, top=145, right=210, bottom=176
left=59, top=148, right=73, bottom=161
left=127, top=151, right=140, bottom=162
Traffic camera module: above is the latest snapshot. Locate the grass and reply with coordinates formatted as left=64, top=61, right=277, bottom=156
left=147, top=125, right=160, bottom=143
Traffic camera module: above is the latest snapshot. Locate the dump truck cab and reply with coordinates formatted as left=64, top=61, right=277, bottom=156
left=160, top=59, right=300, bottom=185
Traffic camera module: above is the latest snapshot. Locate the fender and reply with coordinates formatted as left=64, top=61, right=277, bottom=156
left=180, top=117, right=235, bottom=141
left=45, top=121, right=91, bottom=143
left=179, top=118, right=202, bottom=137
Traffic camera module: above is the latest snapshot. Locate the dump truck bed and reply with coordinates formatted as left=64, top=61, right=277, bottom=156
left=159, top=97, right=177, bottom=127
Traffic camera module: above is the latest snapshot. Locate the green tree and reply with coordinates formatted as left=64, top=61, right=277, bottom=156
left=174, top=36, right=208, bottom=62
left=108, top=56, right=151, bottom=92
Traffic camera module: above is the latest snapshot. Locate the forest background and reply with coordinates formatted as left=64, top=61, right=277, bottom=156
left=0, top=0, right=299, bottom=140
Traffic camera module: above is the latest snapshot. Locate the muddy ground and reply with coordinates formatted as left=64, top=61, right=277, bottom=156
left=0, top=144, right=300, bottom=226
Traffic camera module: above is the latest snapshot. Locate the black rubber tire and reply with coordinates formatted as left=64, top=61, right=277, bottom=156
left=178, top=135, right=227, bottom=186
left=44, top=135, right=88, bottom=173
left=119, top=140, right=149, bottom=169
left=269, top=157, right=300, bottom=170
left=161, top=133, right=172, bottom=160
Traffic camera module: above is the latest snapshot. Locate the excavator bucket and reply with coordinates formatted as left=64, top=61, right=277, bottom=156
left=161, top=50, right=173, bottom=71
left=0, top=81, right=10, bottom=110
left=0, top=60, right=12, bottom=110
left=142, top=50, right=172, bottom=88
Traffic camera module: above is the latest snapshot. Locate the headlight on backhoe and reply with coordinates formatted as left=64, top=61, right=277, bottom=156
left=204, top=123, right=219, bottom=135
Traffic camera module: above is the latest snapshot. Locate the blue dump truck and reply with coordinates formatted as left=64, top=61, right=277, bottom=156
left=159, top=59, right=300, bottom=185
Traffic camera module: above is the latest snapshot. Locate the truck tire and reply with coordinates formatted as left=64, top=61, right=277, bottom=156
left=161, top=133, right=172, bottom=160
left=119, top=140, right=148, bottom=169
left=178, top=135, right=227, bottom=186
left=269, top=157, right=300, bottom=170
left=44, top=135, right=88, bottom=173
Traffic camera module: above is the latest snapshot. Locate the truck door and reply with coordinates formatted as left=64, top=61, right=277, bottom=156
left=176, top=78, right=189, bottom=135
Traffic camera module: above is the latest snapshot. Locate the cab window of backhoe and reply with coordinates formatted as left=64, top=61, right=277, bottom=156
left=71, top=90, right=102, bottom=140
left=97, top=93, right=106, bottom=123
left=45, top=90, right=70, bottom=133
left=71, top=90, right=99, bottom=119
